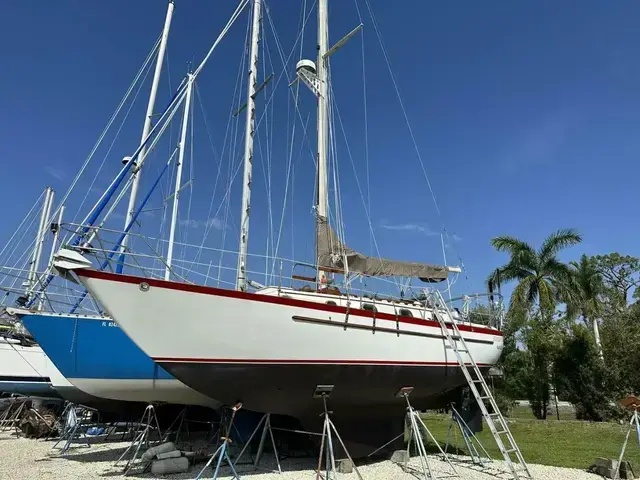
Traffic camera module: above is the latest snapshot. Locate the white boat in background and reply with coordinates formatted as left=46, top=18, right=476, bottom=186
left=0, top=335, right=67, bottom=397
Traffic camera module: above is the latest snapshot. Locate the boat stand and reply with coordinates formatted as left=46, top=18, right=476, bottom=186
left=314, top=385, right=364, bottom=480
left=444, top=405, right=492, bottom=466
left=195, top=403, right=243, bottom=480
left=162, top=405, right=191, bottom=447
left=400, top=387, right=458, bottom=480
left=45, top=401, right=72, bottom=442
left=52, top=403, right=91, bottom=454
left=0, top=396, right=28, bottom=434
left=233, top=412, right=282, bottom=474
left=115, top=404, right=162, bottom=475
left=614, top=396, right=640, bottom=480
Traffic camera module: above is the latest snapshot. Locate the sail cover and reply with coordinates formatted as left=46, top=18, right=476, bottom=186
left=316, top=217, right=448, bottom=283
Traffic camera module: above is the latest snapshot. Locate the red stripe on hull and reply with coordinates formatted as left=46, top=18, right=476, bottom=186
left=77, top=269, right=503, bottom=337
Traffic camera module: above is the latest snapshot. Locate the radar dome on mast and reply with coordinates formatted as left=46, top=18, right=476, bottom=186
left=296, top=59, right=316, bottom=75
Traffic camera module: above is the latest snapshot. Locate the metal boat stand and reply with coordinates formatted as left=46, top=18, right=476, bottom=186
left=195, top=402, right=243, bottom=480
left=444, top=405, right=492, bottom=466
left=400, top=387, right=458, bottom=480
left=614, top=396, right=640, bottom=480
left=115, top=403, right=163, bottom=475
left=52, top=403, right=94, bottom=454
left=314, top=385, right=364, bottom=480
left=0, top=395, right=29, bottom=433
left=161, top=405, right=191, bottom=448
left=233, top=412, right=282, bottom=474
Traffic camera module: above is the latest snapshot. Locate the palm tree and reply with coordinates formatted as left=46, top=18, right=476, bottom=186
left=488, top=229, right=582, bottom=318
left=568, top=254, right=605, bottom=359
left=489, top=229, right=582, bottom=420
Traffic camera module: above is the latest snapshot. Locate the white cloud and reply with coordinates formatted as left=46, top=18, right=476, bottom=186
left=45, top=166, right=66, bottom=181
left=380, top=220, right=439, bottom=237
left=180, top=217, right=224, bottom=230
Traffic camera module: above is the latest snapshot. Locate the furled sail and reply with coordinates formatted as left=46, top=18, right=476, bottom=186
left=316, top=217, right=448, bottom=283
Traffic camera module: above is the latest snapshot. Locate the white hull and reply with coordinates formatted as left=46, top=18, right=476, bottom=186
left=0, top=337, right=71, bottom=395
left=77, top=269, right=503, bottom=416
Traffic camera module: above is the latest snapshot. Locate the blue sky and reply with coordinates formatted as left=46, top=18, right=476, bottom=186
left=1, top=1, right=639, bottom=299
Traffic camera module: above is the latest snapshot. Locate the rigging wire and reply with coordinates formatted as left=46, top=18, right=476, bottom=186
left=215, top=13, right=252, bottom=287
left=263, top=0, right=320, bottom=267
left=360, top=0, right=469, bottom=286
left=65, top=35, right=162, bottom=232
left=0, top=190, right=45, bottom=266
left=270, top=0, right=309, bottom=280
left=351, top=0, right=372, bottom=253
left=0, top=208, right=43, bottom=304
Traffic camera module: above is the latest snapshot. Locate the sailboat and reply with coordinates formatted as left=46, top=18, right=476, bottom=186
left=9, top=0, right=217, bottom=410
left=50, top=0, right=504, bottom=454
left=0, top=329, right=64, bottom=398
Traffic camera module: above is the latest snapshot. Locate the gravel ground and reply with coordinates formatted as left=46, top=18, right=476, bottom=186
left=0, top=431, right=603, bottom=479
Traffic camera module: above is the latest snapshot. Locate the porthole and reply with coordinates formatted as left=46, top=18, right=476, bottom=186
left=362, top=303, right=377, bottom=313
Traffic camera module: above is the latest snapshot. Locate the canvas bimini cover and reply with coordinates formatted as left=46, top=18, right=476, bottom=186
left=316, top=217, right=448, bottom=283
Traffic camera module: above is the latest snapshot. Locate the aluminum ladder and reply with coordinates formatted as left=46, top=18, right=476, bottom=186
left=430, top=289, right=533, bottom=480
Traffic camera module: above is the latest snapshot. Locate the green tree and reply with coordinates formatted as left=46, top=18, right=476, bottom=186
left=593, top=253, right=640, bottom=310
left=567, top=254, right=605, bottom=358
left=489, top=229, right=581, bottom=419
left=489, top=229, right=582, bottom=318
left=554, top=325, right=614, bottom=421
left=599, top=307, right=640, bottom=397
left=567, top=254, right=604, bottom=324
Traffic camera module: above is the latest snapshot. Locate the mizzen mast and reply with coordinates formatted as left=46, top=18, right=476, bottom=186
left=119, top=0, right=175, bottom=271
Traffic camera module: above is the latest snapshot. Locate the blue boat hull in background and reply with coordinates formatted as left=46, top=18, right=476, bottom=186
left=18, top=312, right=218, bottom=408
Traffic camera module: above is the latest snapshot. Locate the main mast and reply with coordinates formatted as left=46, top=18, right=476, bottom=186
left=119, top=0, right=175, bottom=268
left=236, top=0, right=262, bottom=292
left=316, top=0, right=330, bottom=284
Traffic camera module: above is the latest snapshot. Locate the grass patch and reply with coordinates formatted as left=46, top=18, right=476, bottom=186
left=420, top=412, right=640, bottom=470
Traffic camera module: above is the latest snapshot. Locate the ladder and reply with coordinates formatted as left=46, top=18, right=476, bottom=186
left=430, top=289, right=533, bottom=480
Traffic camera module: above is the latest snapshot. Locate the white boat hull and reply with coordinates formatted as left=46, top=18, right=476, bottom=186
left=77, top=270, right=503, bottom=414
left=75, top=269, right=503, bottom=454
left=0, top=337, right=70, bottom=397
